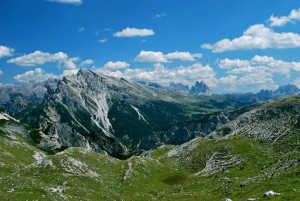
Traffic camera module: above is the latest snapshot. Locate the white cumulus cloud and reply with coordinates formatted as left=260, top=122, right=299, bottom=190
left=113, top=27, right=155, bottom=37
left=135, top=51, right=168, bottom=63
left=218, top=58, right=250, bottom=69
left=7, top=50, right=78, bottom=70
left=217, top=69, right=277, bottom=93
left=96, top=63, right=217, bottom=87
left=0, top=45, right=14, bottom=59
left=14, top=68, right=58, bottom=83
left=293, top=77, right=300, bottom=88
left=269, top=8, right=300, bottom=27
left=46, top=0, right=82, bottom=5
left=135, top=51, right=202, bottom=63
left=220, top=55, right=300, bottom=75
left=202, top=24, right=300, bottom=52
left=251, top=55, right=300, bottom=74
left=80, top=59, right=94, bottom=66
left=63, top=69, right=79, bottom=76
left=0, top=70, right=3, bottom=76
left=215, top=55, right=300, bottom=92
left=103, top=61, right=130, bottom=70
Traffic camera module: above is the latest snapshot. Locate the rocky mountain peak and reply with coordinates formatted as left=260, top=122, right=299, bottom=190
left=258, top=84, right=300, bottom=99
left=169, top=82, right=189, bottom=92
left=190, top=81, right=212, bottom=95
left=275, top=84, right=299, bottom=96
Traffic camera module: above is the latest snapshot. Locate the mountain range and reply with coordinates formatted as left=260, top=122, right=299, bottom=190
left=0, top=69, right=300, bottom=200
left=169, top=81, right=212, bottom=95
left=0, top=69, right=299, bottom=156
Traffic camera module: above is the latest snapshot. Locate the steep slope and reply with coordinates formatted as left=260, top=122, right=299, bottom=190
left=213, top=96, right=300, bottom=152
left=8, top=69, right=250, bottom=156
left=0, top=112, right=47, bottom=177
left=3, top=69, right=298, bottom=157
left=1, top=97, right=299, bottom=200
left=14, top=69, right=197, bottom=156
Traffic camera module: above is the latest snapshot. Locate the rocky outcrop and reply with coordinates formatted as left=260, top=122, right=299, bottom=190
left=211, top=97, right=300, bottom=152
left=196, top=151, right=244, bottom=176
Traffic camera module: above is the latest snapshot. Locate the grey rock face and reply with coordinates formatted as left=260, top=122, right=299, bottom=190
left=275, top=84, right=300, bottom=96
left=212, top=97, right=300, bottom=152
left=169, top=81, right=212, bottom=95
left=0, top=81, right=48, bottom=105
left=190, top=81, right=212, bottom=95
left=169, top=82, right=189, bottom=92
left=3, top=67, right=300, bottom=158
left=258, top=84, right=300, bottom=99
left=139, top=112, right=237, bottom=150
left=37, top=69, right=129, bottom=156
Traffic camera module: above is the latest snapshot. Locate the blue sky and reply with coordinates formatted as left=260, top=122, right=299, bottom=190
left=1, top=0, right=300, bottom=93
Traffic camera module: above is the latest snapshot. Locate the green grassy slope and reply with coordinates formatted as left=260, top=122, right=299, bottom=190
left=0, top=97, right=299, bottom=200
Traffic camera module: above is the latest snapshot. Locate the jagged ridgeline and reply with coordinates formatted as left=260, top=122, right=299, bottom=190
left=0, top=68, right=299, bottom=158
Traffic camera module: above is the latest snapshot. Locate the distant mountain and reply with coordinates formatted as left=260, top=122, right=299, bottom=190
left=258, top=84, right=300, bottom=99
left=2, top=69, right=228, bottom=157
left=147, top=82, right=162, bottom=88
left=0, top=80, right=48, bottom=105
left=275, top=84, right=300, bottom=96
left=169, top=81, right=212, bottom=95
left=169, top=82, right=189, bottom=92
left=1, top=69, right=299, bottom=158
left=190, top=81, right=212, bottom=95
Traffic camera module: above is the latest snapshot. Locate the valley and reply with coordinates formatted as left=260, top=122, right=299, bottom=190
left=0, top=70, right=299, bottom=200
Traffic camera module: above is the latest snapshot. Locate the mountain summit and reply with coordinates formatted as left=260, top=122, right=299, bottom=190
left=190, top=81, right=212, bottom=95
left=1, top=69, right=299, bottom=158
left=258, top=84, right=300, bottom=99
left=169, top=81, right=212, bottom=95
left=169, top=82, right=189, bottom=92
left=275, top=84, right=300, bottom=96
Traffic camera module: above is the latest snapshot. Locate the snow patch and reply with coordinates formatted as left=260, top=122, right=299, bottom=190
left=131, top=105, right=149, bottom=124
